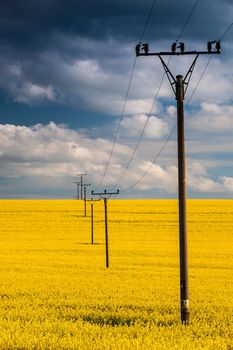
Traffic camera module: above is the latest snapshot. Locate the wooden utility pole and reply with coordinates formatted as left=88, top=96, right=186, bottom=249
left=136, top=40, right=221, bottom=324
left=76, top=173, right=87, bottom=200
left=86, top=199, right=100, bottom=244
left=176, top=74, right=189, bottom=324
left=91, top=189, right=119, bottom=268
left=73, top=181, right=80, bottom=199
left=83, top=183, right=91, bottom=217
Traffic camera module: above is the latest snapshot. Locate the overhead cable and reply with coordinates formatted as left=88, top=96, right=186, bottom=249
left=220, top=22, right=233, bottom=41
left=110, top=68, right=168, bottom=190
left=93, top=56, right=137, bottom=190
left=125, top=124, right=177, bottom=191
left=110, top=0, right=200, bottom=190
left=176, top=0, right=200, bottom=42
left=139, top=0, right=160, bottom=42
left=93, top=0, right=160, bottom=191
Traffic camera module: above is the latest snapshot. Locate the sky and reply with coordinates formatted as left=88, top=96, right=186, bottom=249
left=0, top=0, right=233, bottom=199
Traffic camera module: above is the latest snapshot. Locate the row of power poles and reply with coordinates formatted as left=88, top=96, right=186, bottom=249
left=73, top=173, right=88, bottom=200
left=73, top=174, right=120, bottom=269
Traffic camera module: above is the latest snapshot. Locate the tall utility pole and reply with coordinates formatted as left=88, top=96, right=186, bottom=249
left=91, top=189, right=119, bottom=268
left=76, top=173, right=87, bottom=200
left=73, top=181, right=80, bottom=199
left=136, top=40, right=221, bottom=324
left=83, top=183, right=91, bottom=217
left=86, top=199, right=100, bottom=244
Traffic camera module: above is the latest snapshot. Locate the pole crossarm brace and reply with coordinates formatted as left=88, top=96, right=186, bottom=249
left=86, top=198, right=101, bottom=205
left=91, top=189, right=120, bottom=200
left=158, top=54, right=199, bottom=98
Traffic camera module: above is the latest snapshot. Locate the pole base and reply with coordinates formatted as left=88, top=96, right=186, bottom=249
left=181, top=308, right=190, bottom=325
left=181, top=300, right=189, bottom=324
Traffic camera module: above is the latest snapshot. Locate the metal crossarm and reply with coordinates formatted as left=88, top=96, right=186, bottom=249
left=91, top=189, right=119, bottom=200
left=136, top=49, right=220, bottom=57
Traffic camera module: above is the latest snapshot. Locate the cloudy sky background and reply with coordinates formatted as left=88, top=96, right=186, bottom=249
left=0, top=0, right=232, bottom=198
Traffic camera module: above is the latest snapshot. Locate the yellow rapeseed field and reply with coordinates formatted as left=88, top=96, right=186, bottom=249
left=0, top=199, right=232, bottom=349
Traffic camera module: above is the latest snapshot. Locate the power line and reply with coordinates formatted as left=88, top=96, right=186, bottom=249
left=94, top=0, right=160, bottom=191
left=110, top=67, right=169, bottom=190
left=186, top=20, right=233, bottom=104
left=94, top=57, right=137, bottom=191
left=176, top=0, right=200, bottom=42
left=124, top=124, right=177, bottom=191
left=139, top=0, right=160, bottom=42
left=109, top=0, right=200, bottom=190
left=186, top=55, right=212, bottom=105
left=186, top=21, right=233, bottom=104
left=220, top=22, right=233, bottom=41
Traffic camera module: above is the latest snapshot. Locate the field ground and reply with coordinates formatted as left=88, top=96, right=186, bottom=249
left=0, top=199, right=232, bottom=349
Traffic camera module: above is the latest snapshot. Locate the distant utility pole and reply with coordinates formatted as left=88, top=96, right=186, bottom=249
left=73, top=181, right=80, bottom=199
left=83, top=183, right=91, bottom=217
left=91, top=189, right=119, bottom=268
left=86, top=198, right=100, bottom=244
left=136, top=40, right=221, bottom=325
left=76, top=173, right=87, bottom=200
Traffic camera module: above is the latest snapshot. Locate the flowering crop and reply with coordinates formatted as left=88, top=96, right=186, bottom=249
left=0, top=199, right=232, bottom=349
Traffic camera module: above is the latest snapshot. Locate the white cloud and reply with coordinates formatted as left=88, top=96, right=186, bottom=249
left=136, top=162, right=177, bottom=192
left=0, top=122, right=131, bottom=178
left=0, top=122, right=233, bottom=197
left=118, top=160, right=233, bottom=195
left=220, top=176, right=233, bottom=191
left=187, top=162, right=233, bottom=193
left=167, top=105, right=176, bottom=118
left=14, top=83, right=56, bottom=104
left=188, top=174, right=222, bottom=193
left=189, top=58, right=233, bottom=104
left=189, top=102, right=233, bottom=132
left=121, top=114, right=169, bottom=139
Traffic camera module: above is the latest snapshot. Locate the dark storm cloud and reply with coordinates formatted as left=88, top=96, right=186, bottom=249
left=0, top=0, right=232, bottom=112
left=0, top=0, right=232, bottom=50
